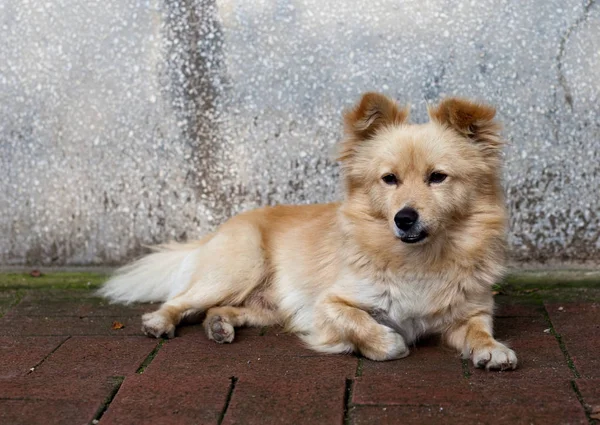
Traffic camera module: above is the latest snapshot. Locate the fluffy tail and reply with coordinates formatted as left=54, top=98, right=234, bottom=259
left=97, top=242, right=202, bottom=304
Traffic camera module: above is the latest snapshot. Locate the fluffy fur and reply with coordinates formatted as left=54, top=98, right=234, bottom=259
left=98, top=92, right=517, bottom=370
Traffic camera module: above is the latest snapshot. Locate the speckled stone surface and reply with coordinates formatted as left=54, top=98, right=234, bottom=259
left=1, top=0, right=599, bottom=265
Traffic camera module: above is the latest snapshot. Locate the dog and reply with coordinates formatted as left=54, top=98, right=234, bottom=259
left=98, top=92, right=517, bottom=370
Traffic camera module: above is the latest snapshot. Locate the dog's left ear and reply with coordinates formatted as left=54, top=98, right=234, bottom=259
left=428, top=97, right=503, bottom=156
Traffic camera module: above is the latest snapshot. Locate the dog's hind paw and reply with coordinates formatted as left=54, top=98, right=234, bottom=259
left=206, top=315, right=235, bottom=343
left=471, top=342, right=517, bottom=371
left=141, top=312, right=175, bottom=339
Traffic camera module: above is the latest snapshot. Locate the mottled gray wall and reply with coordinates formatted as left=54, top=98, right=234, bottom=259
left=1, top=0, right=599, bottom=266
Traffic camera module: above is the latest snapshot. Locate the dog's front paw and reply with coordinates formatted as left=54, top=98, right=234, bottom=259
left=361, top=327, right=409, bottom=361
left=471, top=342, right=517, bottom=371
left=141, top=312, right=175, bottom=339
left=205, top=315, right=235, bottom=343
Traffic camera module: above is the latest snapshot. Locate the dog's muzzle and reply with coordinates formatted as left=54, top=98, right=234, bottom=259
left=394, top=207, right=429, bottom=244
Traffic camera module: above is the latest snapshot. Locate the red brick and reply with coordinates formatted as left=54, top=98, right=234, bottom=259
left=350, top=402, right=587, bottom=425
left=0, top=375, right=117, bottom=400
left=575, top=379, right=600, bottom=417
left=0, top=314, right=144, bottom=336
left=139, top=341, right=356, bottom=425
left=0, top=376, right=120, bottom=424
left=463, top=378, right=587, bottom=423
left=354, top=342, right=469, bottom=405
left=0, top=336, right=67, bottom=378
left=493, top=316, right=552, bottom=341
left=359, top=342, right=463, bottom=379
left=546, top=302, right=600, bottom=378
left=0, top=399, right=100, bottom=425
left=144, top=330, right=326, bottom=375
left=222, top=357, right=356, bottom=425
left=144, top=338, right=357, bottom=379
left=495, top=301, right=545, bottom=317
left=568, top=338, right=600, bottom=379
left=545, top=302, right=600, bottom=337
left=101, top=373, right=231, bottom=425
left=354, top=376, right=477, bottom=405
left=9, top=294, right=152, bottom=317
left=33, top=336, right=158, bottom=378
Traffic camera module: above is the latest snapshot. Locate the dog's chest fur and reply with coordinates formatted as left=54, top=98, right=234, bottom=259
left=356, top=273, right=468, bottom=344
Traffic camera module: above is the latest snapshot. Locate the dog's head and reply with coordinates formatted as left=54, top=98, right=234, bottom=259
left=338, top=92, right=504, bottom=246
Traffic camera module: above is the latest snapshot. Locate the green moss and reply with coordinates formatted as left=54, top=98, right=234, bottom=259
left=541, top=308, right=580, bottom=379
left=0, top=272, right=108, bottom=290
left=136, top=340, right=165, bottom=374
left=461, top=358, right=472, bottom=379
left=494, top=270, right=600, bottom=302
left=0, top=289, right=26, bottom=318
left=504, top=270, right=600, bottom=288
left=355, top=357, right=363, bottom=377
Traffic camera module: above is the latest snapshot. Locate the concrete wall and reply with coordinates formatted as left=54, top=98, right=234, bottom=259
left=1, top=0, right=599, bottom=266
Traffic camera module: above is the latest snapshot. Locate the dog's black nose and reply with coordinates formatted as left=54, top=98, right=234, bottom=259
left=394, top=207, right=419, bottom=231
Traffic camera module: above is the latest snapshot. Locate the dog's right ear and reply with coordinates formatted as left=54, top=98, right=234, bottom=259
left=339, top=92, right=409, bottom=162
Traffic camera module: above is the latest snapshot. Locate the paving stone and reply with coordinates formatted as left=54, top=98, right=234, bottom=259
left=350, top=401, right=588, bottom=425
left=147, top=327, right=326, bottom=368
left=469, top=380, right=587, bottom=423
left=0, top=399, right=100, bottom=425
left=33, top=336, right=158, bottom=378
left=0, top=336, right=67, bottom=378
left=9, top=293, right=153, bottom=317
left=359, top=342, right=463, bottom=379
left=575, top=379, right=600, bottom=419
left=0, top=375, right=120, bottom=424
left=0, top=285, right=598, bottom=425
left=144, top=339, right=357, bottom=380
left=354, top=343, right=467, bottom=405
left=101, top=373, right=231, bottom=425
left=354, top=376, right=477, bottom=406
left=545, top=303, right=600, bottom=336
left=494, top=301, right=545, bottom=318
left=493, top=315, right=553, bottom=341
left=0, top=314, right=144, bottom=336
left=21, top=289, right=99, bottom=299
left=222, top=357, right=356, bottom=425
left=0, top=375, right=117, bottom=400
left=140, top=342, right=357, bottom=425
left=546, top=302, right=600, bottom=378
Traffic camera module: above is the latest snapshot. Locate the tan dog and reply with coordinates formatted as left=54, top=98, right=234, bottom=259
left=99, top=92, right=517, bottom=370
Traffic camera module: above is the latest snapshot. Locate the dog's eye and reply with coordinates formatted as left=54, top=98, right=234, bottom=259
left=381, top=173, right=398, bottom=185
left=428, top=172, right=447, bottom=184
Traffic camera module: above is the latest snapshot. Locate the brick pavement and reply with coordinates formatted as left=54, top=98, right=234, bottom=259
left=0, top=275, right=598, bottom=424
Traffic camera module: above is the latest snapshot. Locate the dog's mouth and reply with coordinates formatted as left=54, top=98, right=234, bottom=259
left=399, top=229, right=429, bottom=244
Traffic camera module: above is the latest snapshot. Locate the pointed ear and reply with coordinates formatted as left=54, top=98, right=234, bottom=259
left=428, top=97, right=503, bottom=156
left=344, top=92, right=409, bottom=139
left=339, top=92, right=409, bottom=162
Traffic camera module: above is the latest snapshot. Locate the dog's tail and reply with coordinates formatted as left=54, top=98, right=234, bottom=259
left=96, top=241, right=203, bottom=304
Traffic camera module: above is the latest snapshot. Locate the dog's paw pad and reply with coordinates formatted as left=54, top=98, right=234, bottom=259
left=207, top=316, right=235, bottom=343
left=472, top=343, right=518, bottom=371
left=141, top=312, right=175, bottom=339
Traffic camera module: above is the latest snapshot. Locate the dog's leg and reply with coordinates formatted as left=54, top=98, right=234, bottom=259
left=311, top=296, right=409, bottom=361
left=141, top=219, right=269, bottom=339
left=141, top=296, right=198, bottom=338
left=203, top=306, right=278, bottom=343
left=445, top=313, right=517, bottom=370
